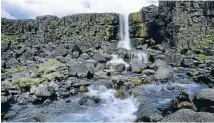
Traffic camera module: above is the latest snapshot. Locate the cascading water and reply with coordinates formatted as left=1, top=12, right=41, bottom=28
left=117, top=13, right=131, bottom=50
left=51, top=85, right=138, bottom=122
left=107, top=12, right=149, bottom=67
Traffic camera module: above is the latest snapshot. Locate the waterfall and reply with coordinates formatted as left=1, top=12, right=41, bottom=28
left=117, top=13, right=131, bottom=50
left=109, top=12, right=149, bottom=66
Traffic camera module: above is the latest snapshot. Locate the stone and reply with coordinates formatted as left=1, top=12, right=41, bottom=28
left=161, top=109, right=214, bottom=122
left=154, top=65, right=174, bottom=80
left=150, top=59, right=166, bottom=69
left=130, top=58, right=147, bottom=73
left=135, top=113, right=163, bottom=122
left=211, top=67, right=214, bottom=77
left=114, top=63, right=126, bottom=72
left=181, top=58, right=195, bottom=68
left=35, top=85, right=55, bottom=98
left=170, top=91, right=196, bottom=111
left=79, top=53, right=90, bottom=60
left=72, top=51, right=80, bottom=58
left=93, top=53, right=108, bottom=63
left=79, top=86, right=88, bottom=92
left=69, top=62, right=95, bottom=78
left=142, top=69, right=155, bottom=75
left=193, top=89, right=214, bottom=112
left=79, top=96, right=101, bottom=106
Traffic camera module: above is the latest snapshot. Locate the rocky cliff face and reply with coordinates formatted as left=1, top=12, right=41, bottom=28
left=2, top=13, right=120, bottom=44
left=157, top=1, right=214, bottom=50
left=129, top=1, right=214, bottom=51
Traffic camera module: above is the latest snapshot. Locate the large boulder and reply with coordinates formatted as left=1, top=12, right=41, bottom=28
left=35, top=85, right=55, bottom=98
left=193, top=89, right=214, bottom=112
left=161, top=109, right=214, bottom=122
left=69, top=62, right=95, bottom=78
left=154, top=65, right=173, bottom=80
left=130, top=58, right=147, bottom=73
left=170, top=91, right=196, bottom=111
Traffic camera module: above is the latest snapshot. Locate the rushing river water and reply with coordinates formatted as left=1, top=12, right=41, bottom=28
left=8, top=72, right=207, bottom=122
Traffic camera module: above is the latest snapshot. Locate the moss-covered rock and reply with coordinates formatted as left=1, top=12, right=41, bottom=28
left=127, top=77, right=143, bottom=86
left=196, top=54, right=212, bottom=61
left=114, top=90, right=121, bottom=98
left=1, top=34, right=19, bottom=45
left=14, top=77, right=44, bottom=88
left=79, top=86, right=88, bottom=92
left=4, top=65, right=27, bottom=73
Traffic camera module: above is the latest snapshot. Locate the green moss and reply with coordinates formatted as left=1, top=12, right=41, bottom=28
left=130, top=12, right=141, bottom=23
left=79, top=86, right=88, bottom=92
left=67, top=52, right=73, bottom=57
left=14, top=77, right=43, bottom=88
left=104, top=25, right=113, bottom=41
left=35, top=64, right=40, bottom=68
left=1, top=34, right=20, bottom=45
left=194, top=35, right=213, bottom=50
left=127, top=77, right=143, bottom=86
left=1, top=67, right=6, bottom=73
left=119, top=51, right=128, bottom=56
left=114, top=90, right=121, bottom=98
left=3, top=114, right=9, bottom=120
left=4, top=65, right=27, bottom=73
left=43, top=59, right=61, bottom=68
left=132, top=38, right=144, bottom=47
left=42, top=71, right=65, bottom=80
left=196, top=54, right=212, bottom=61
left=32, top=115, right=40, bottom=121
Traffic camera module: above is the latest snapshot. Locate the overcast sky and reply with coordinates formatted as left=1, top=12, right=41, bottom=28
left=1, top=0, right=158, bottom=19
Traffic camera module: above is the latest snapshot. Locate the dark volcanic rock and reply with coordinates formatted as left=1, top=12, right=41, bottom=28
left=170, top=91, right=196, bottom=111
left=161, top=109, right=214, bottom=122
left=193, top=89, right=214, bottom=112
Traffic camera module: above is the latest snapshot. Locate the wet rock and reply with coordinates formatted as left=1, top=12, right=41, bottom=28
left=211, top=67, right=214, bottom=77
left=79, top=53, right=90, bottom=60
left=135, top=112, right=163, bottom=122
left=79, top=96, right=101, bottom=106
left=72, top=51, right=80, bottom=58
left=130, top=58, right=147, bottom=73
left=109, top=63, right=126, bottom=72
left=8, top=87, right=21, bottom=95
left=150, top=59, right=166, bottom=70
left=35, top=85, right=55, bottom=98
left=186, top=69, right=199, bottom=77
left=93, top=53, right=108, bottom=63
left=17, top=93, right=31, bottom=105
left=161, top=109, right=214, bottom=122
left=170, top=91, right=196, bottom=111
left=181, top=58, right=195, bottom=68
left=154, top=65, right=173, bottom=80
left=79, top=86, right=88, bottom=92
left=196, top=75, right=213, bottom=84
left=143, top=77, right=152, bottom=83
left=193, top=89, right=214, bottom=112
left=142, top=69, right=155, bottom=75
left=69, top=62, right=95, bottom=78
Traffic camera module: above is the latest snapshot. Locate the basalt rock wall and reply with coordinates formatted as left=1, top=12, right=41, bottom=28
left=1, top=13, right=120, bottom=45
left=129, top=1, right=214, bottom=51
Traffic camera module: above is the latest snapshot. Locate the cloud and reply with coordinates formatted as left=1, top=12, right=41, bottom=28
left=1, top=0, right=158, bottom=19
left=1, top=9, right=15, bottom=19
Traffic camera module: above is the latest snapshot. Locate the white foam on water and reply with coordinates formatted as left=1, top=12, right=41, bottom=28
left=53, top=85, right=138, bottom=122
left=107, top=54, right=129, bottom=68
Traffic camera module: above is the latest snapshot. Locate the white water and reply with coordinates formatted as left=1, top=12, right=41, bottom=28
left=117, top=13, right=148, bottom=64
left=118, top=13, right=131, bottom=50
left=106, top=54, right=130, bottom=68
left=53, top=85, right=138, bottom=122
